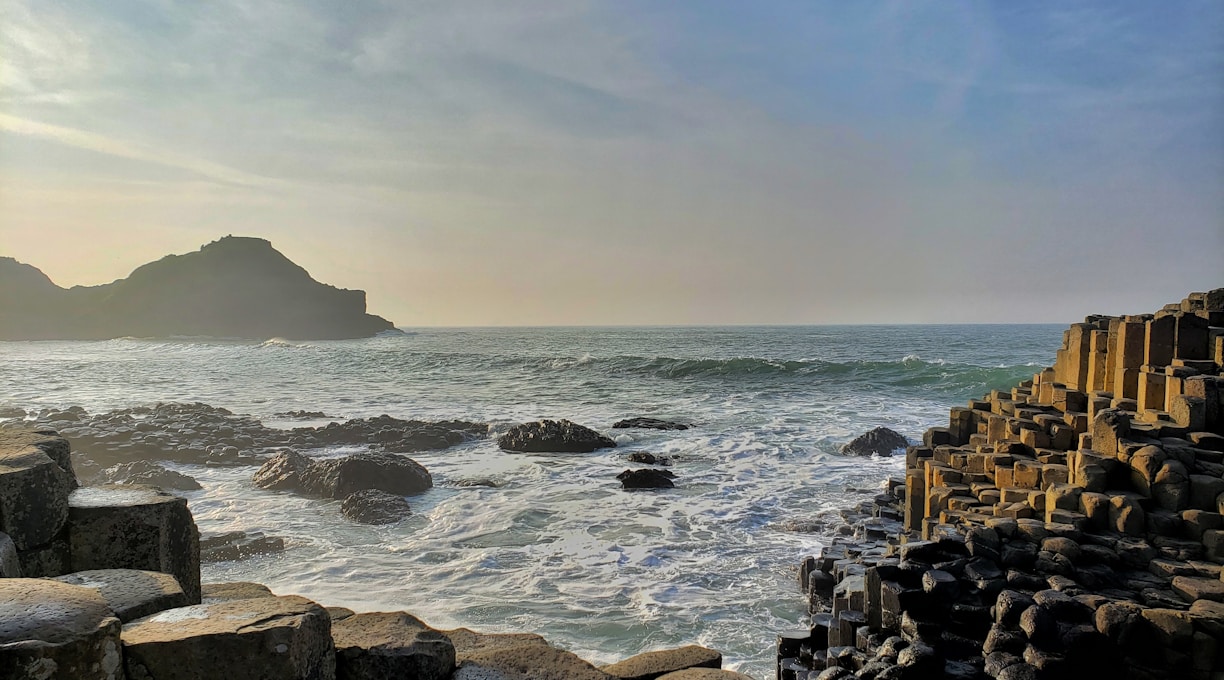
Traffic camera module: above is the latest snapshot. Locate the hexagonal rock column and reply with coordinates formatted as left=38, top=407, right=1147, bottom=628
left=122, top=595, right=335, bottom=680
left=0, top=428, right=77, bottom=575
left=68, top=485, right=201, bottom=603
left=0, top=578, right=124, bottom=680
left=332, top=612, right=455, bottom=680
left=600, top=645, right=723, bottom=680
left=446, top=628, right=610, bottom=680
left=54, top=570, right=190, bottom=623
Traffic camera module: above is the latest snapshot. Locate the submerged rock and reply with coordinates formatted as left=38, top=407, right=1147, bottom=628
left=618, top=469, right=676, bottom=490
left=839, top=427, right=909, bottom=456
left=612, top=417, right=690, bottom=431
left=199, top=531, right=285, bottom=563
left=498, top=419, right=616, bottom=453
left=340, top=489, right=412, bottom=525
left=627, top=452, right=672, bottom=466
left=98, top=460, right=201, bottom=491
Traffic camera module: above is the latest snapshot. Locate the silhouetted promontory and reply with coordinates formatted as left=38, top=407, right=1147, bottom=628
left=0, top=236, right=396, bottom=340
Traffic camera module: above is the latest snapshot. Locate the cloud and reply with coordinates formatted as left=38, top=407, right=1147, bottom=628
left=0, top=113, right=287, bottom=189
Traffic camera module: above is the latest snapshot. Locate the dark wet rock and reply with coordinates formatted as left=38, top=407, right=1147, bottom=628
left=301, top=453, right=432, bottom=499
left=454, top=478, right=501, bottom=488
left=274, top=410, right=332, bottom=419
left=839, top=427, right=908, bottom=456
left=61, top=402, right=486, bottom=470
left=199, top=531, right=285, bottom=562
left=252, top=449, right=312, bottom=490
left=98, top=460, right=201, bottom=491
left=498, top=419, right=616, bottom=453
left=341, top=489, right=412, bottom=525
left=618, top=469, right=676, bottom=490
left=628, top=452, right=672, bottom=466
left=612, top=418, right=690, bottom=431
left=255, top=450, right=432, bottom=500
left=306, top=415, right=487, bottom=453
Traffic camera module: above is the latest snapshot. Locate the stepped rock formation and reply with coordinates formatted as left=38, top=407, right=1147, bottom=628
left=0, top=236, right=395, bottom=340
left=779, top=288, right=1224, bottom=680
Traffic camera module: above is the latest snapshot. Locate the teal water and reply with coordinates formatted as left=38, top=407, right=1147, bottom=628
left=0, top=324, right=1062, bottom=677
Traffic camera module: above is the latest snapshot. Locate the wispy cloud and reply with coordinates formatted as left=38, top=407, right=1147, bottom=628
left=0, top=113, right=287, bottom=189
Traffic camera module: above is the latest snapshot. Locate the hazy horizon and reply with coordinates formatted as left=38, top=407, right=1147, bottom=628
left=3, top=2, right=1222, bottom=326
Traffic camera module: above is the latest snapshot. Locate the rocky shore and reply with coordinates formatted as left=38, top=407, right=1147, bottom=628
left=778, top=289, right=1224, bottom=680
left=0, top=422, right=749, bottom=679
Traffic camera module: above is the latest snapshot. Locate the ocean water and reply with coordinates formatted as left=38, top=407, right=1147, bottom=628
left=0, top=325, right=1062, bottom=678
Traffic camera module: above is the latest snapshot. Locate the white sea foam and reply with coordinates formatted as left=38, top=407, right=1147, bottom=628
left=0, top=325, right=1064, bottom=678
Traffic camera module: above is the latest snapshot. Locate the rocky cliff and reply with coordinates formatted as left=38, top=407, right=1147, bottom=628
left=0, top=237, right=396, bottom=340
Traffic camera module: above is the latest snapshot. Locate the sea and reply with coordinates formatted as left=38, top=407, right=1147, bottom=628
left=0, top=324, right=1063, bottom=678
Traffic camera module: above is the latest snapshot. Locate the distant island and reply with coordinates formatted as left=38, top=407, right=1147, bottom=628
left=0, top=236, right=397, bottom=340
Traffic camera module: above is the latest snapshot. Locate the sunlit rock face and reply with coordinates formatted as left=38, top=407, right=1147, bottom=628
left=0, top=236, right=396, bottom=340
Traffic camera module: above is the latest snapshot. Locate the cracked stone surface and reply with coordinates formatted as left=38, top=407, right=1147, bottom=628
left=122, top=594, right=335, bottom=680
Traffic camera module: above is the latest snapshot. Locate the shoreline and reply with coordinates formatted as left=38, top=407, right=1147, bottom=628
left=776, top=289, right=1224, bottom=680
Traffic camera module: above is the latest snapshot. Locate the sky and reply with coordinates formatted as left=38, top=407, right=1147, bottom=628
left=1, top=1, right=1222, bottom=326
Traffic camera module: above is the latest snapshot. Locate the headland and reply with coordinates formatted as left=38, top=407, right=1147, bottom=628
left=0, top=236, right=395, bottom=341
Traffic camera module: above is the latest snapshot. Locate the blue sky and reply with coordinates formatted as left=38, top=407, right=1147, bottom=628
left=1, top=1, right=1221, bottom=324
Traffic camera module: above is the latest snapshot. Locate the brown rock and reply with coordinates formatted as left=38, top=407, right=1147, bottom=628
left=122, top=595, right=335, bottom=680
left=201, top=581, right=275, bottom=603
left=1171, top=575, right=1224, bottom=602
left=601, top=645, right=722, bottom=680
left=332, top=612, right=455, bottom=680
left=252, top=449, right=313, bottom=491
left=446, top=628, right=610, bottom=680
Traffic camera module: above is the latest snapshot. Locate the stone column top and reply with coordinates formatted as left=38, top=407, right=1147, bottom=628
left=68, top=484, right=182, bottom=509
left=0, top=578, right=117, bottom=645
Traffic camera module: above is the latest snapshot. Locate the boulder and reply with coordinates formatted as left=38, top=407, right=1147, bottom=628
left=300, top=453, right=432, bottom=499
left=98, top=461, right=201, bottom=491
left=122, top=595, right=335, bottom=680
left=68, top=484, right=201, bottom=603
left=200, top=531, right=285, bottom=563
left=612, top=418, right=690, bottom=431
left=0, top=578, right=123, bottom=680
left=253, top=449, right=313, bottom=491
left=601, top=645, right=722, bottom=680
left=0, top=427, right=76, bottom=551
left=54, top=569, right=189, bottom=623
left=446, top=627, right=610, bottom=680
left=627, top=452, right=671, bottom=466
left=340, top=489, right=411, bottom=525
left=839, top=427, right=908, bottom=456
left=618, top=469, right=676, bottom=490
left=498, top=420, right=616, bottom=453
left=332, top=612, right=455, bottom=680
